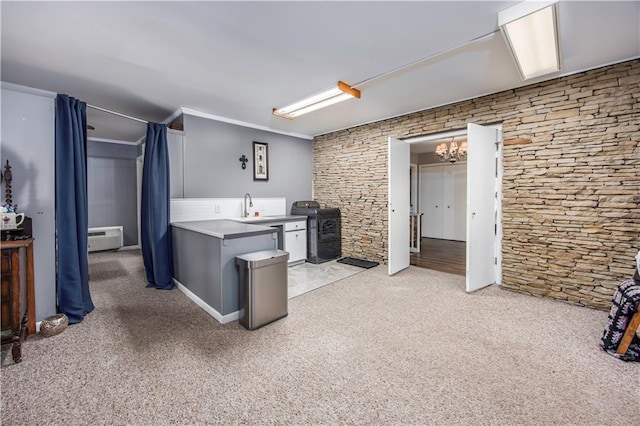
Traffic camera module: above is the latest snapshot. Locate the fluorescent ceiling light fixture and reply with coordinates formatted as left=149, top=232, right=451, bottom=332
left=273, top=81, right=361, bottom=119
left=499, top=1, right=560, bottom=80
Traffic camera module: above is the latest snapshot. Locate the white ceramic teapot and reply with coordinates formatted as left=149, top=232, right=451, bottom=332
left=1, top=212, right=25, bottom=230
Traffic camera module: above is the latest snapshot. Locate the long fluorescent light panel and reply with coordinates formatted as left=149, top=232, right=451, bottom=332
left=273, top=81, right=360, bottom=119
left=499, top=2, right=560, bottom=80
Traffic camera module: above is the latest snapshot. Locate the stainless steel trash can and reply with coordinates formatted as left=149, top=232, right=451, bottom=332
left=236, top=249, right=289, bottom=330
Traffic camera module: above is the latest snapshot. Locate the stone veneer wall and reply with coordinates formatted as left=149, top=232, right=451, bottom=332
left=313, top=59, right=640, bottom=310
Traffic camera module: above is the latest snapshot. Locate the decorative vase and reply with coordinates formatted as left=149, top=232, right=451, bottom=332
left=40, top=314, right=69, bottom=337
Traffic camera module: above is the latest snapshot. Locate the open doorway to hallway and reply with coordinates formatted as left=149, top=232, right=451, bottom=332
left=410, top=238, right=466, bottom=276
left=410, top=134, right=467, bottom=276
left=388, top=123, right=502, bottom=291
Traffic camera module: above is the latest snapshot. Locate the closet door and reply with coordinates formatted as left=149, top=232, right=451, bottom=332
left=420, top=165, right=443, bottom=238
left=441, top=167, right=456, bottom=239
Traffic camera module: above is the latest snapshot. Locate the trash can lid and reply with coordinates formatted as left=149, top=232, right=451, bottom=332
left=236, top=249, right=289, bottom=268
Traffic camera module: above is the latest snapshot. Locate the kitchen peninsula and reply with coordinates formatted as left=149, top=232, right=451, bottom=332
left=172, top=219, right=277, bottom=324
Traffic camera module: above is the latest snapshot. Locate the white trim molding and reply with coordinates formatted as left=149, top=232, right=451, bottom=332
left=88, top=137, right=138, bottom=146
left=174, top=279, right=240, bottom=324
left=1, top=81, right=56, bottom=98
left=180, top=107, right=314, bottom=140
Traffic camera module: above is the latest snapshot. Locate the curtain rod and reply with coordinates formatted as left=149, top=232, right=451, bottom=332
left=87, top=104, right=148, bottom=124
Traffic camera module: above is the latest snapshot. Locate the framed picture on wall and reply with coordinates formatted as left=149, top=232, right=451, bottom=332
left=253, top=141, right=269, bottom=181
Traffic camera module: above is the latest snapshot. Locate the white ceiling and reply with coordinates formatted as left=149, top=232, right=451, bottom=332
left=2, top=1, right=639, bottom=142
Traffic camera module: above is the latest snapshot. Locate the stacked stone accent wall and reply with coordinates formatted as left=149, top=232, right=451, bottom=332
left=314, top=59, right=640, bottom=309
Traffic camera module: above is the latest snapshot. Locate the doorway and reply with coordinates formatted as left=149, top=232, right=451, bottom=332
left=411, top=238, right=466, bottom=275
left=412, top=135, right=468, bottom=276
left=387, top=124, right=503, bottom=291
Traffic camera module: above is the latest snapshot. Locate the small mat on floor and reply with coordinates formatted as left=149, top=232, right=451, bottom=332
left=337, top=257, right=379, bottom=269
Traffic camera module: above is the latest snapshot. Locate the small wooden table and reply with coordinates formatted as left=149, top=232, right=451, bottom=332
left=1, top=239, right=36, bottom=363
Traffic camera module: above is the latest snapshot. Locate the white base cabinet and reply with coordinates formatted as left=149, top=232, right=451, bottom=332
left=284, top=220, right=306, bottom=265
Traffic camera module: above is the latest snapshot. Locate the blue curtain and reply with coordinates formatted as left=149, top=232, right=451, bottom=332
left=141, top=123, right=174, bottom=290
left=55, top=94, right=94, bottom=324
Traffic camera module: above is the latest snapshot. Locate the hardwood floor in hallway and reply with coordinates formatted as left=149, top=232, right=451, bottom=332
left=410, top=238, right=466, bottom=276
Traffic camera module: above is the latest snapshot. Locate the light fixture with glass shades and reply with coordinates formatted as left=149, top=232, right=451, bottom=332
left=435, top=141, right=467, bottom=163
left=498, top=0, right=560, bottom=80
left=273, top=81, right=361, bottom=120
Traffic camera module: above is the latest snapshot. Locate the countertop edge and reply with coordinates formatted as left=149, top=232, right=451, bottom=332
left=171, top=220, right=277, bottom=239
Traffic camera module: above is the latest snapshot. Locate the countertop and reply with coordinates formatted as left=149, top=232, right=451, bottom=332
left=171, top=220, right=277, bottom=240
left=228, top=215, right=307, bottom=225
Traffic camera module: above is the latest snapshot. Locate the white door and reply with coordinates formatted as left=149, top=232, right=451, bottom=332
left=466, top=123, right=498, bottom=292
left=441, top=166, right=457, bottom=239
left=420, top=166, right=444, bottom=238
left=388, top=136, right=410, bottom=275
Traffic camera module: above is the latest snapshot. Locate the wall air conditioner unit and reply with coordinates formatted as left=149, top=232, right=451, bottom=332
left=88, top=226, right=123, bottom=252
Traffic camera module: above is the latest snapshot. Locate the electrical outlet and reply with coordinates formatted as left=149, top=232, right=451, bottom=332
left=215, top=204, right=222, bottom=213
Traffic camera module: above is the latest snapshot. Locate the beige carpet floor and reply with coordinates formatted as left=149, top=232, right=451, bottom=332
left=1, top=250, right=638, bottom=425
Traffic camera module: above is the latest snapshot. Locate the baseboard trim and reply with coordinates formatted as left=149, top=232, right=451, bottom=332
left=173, top=278, right=239, bottom=324
left=118, top=245, right=140, bottom=251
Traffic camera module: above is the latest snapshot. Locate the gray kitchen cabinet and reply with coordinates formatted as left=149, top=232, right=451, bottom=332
left=171, top=220, right=277, bottom=323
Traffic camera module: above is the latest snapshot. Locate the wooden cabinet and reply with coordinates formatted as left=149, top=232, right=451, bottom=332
left=284, top=220, right=307, bottom=265
left=1, top=239, right=36, bottom=363
left=1, top=253, right=11, bottom=328
left=419, top=164, right=467, bottom=241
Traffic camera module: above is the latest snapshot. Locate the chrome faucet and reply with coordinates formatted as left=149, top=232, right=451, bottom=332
left=244, top=193, right=253, bottom=218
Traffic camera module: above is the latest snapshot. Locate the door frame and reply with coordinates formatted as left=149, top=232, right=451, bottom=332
left=399, top=125, right=503, bottom=286
left=410, top=163, right=418, bottom=214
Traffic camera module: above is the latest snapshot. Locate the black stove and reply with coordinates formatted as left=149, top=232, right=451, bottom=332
left=291, top=201, right=341, bottom=264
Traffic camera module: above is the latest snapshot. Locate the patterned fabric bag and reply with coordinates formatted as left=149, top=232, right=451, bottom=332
left=600, top=276, right=640, bottom=362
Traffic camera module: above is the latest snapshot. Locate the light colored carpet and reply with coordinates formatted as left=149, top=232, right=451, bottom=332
left=1, top=250, right=638, bottom=425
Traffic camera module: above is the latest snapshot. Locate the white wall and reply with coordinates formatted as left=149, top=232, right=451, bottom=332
left=1, top=83, right=56, bottom=321
left=87, top=140, right=139, bottom=246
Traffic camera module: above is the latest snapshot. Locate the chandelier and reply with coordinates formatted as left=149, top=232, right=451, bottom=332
left=435, top=141, right=467, bottom=163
